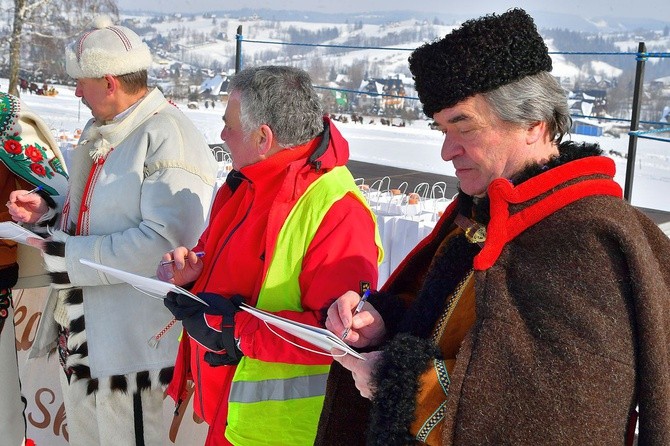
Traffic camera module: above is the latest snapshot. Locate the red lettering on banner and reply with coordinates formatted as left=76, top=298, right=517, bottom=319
left=29, top=387, right=55, bottom=428
left=15, top=308, right=40, bottom=351
left=29, top=388, right=68, bottom=441
left=12, top=289, right=42, bottom=351
left=54, top=403, right=69, bottom=440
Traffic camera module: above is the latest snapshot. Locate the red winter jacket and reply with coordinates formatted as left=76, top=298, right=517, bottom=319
left=167, top=118, right=380, bottom=442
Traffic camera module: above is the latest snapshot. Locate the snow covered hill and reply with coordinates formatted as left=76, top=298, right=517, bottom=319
left=10, top=79, right=670, bottom=213
left=126, top=12, right=669, bottom=85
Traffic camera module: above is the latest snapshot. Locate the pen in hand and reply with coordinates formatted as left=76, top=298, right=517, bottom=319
left=160, top=251, right=205, bottom=266
left=6, top=186, right=42, bottom=215
left=23, top=186, right=43, bottom=196
left=341, top=289, right=371, bottom=340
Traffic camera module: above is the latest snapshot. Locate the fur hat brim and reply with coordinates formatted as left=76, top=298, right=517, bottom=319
left=409, top=8, right=552, bottom=117
left=65, top=43, right=152, bottom=79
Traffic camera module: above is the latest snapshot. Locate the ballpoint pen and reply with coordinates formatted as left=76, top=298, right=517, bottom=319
left=160, top=251, right=205, bottom=266
left=23, top=186, right=43, bottom=196
left=341, top=289, right=371, bottom=340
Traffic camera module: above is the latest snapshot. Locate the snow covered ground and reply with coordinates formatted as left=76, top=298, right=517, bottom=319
left=9, top=80, right=670, bottom=212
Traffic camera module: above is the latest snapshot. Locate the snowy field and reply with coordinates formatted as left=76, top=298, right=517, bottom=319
left=8, top=80, right=670, bottom=212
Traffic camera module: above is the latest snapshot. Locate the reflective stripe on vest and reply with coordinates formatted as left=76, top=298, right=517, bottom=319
left=228, top=370, right=329, bottom=403
left=226, top=166, right=383, bottom=446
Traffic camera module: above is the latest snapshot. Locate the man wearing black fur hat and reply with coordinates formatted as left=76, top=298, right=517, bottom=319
left=316, top=8, right=670, bottom=446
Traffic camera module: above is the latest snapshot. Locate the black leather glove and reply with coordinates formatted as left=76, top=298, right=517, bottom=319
left=164, top=291, right=204, bottom=320
left=204, top=345, right=243, bottom=367
left=164, top=291, right=243, bottom=318
left=165, top=292, right=245, bottom=366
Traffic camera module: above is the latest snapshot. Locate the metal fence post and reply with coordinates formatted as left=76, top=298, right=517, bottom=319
left=623, top=42, right=647, bottom=202
left=235, top=25, right=243, bottom=74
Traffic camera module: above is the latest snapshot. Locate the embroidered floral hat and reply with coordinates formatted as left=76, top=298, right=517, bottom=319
left=0, top=92, right=69, bottom=196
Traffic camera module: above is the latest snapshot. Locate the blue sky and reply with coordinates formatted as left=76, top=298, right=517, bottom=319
left=116, top=0, right=666, bottom=21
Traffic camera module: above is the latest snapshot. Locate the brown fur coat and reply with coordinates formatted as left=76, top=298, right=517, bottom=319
left=316, top=143, right=670, bottom=445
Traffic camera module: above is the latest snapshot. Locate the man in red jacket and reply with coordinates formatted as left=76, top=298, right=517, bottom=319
left=158, top=65, right=382, bottom=445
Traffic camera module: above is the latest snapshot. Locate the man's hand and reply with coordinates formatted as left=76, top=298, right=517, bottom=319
left=325, top=290, right=386, bottom=348
left=6, top=190, right=48, bottom=224
left=157, top=247, right=204, bottom=285
left=164, top=291, right=204, bottom=320
left=165, top=292, right=245, bottom=366
left=332, top=350, right=382, bottom=400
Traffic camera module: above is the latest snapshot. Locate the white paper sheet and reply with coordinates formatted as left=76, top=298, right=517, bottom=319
left=0, top=222, right=44, bottom=245
left=79, top=258, right=207, bottom=305
left=239, top=303, right=365, bottom=360
left=79, top=259, right=363, bottom=359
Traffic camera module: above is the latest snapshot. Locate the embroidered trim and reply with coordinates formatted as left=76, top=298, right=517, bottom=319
left=416, top=360, right=450, bottom=442
left=77, top=151, right=112, bottom=235
left=432, top=269, right=474, bottom=344
left=0, top=93, right=68, bottom=195
left=435, top=358, right=451, bottom=395
left=417, top=400, right=447, bottom=442
left=107, top=26, right=133, bottom=51
left=148, top=318, right=176, bottom=348
left=76, top=30, right=95, bottom=62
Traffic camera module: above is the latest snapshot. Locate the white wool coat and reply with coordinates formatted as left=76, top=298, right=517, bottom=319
left=30, top=88, right=218, bottom=379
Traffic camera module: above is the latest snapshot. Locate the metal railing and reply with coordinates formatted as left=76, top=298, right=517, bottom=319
left=232, top=25, right=670, bottom=202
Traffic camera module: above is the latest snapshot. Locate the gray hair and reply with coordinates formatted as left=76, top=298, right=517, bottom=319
left=228, top=66, right=324, bottom=147
left=483, top=71, right=572, bottom=143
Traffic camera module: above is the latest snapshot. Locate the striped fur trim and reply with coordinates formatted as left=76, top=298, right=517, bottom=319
left=43, top=231, right=71, bottom=288
left=93, top=369, right=175, bottom=396
left=61, top=288, right=174, bottom=395
left=34, top=210, right=59, bottom=233
left=33, top=189, right=60, bottom=232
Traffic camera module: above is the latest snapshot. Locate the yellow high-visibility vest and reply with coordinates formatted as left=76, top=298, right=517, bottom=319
left=226, top=166, right=383, bottom=445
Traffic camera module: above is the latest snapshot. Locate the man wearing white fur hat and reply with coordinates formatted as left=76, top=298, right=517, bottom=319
left=7, top=15, right=218, bottom=446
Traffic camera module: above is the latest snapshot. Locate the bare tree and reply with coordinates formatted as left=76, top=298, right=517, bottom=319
left=308, top=56, right=328, bottom=84
left=346, top=59, right=368, bottom=91
left=8, top=0, right=49, bottom=95
left=607, top=68, right=636, bottom=119
left=7, top=0, right=118, bottom=96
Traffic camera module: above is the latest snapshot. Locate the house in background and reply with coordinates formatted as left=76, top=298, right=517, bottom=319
left=199, top=74, right=230, bottom=100
left=572, top=118, right=607, bottom=136
left=355, top=74, right=416, bottom=115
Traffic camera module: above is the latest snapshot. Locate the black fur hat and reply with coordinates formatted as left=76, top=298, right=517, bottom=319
left=408, top=8, right=552, bottom=117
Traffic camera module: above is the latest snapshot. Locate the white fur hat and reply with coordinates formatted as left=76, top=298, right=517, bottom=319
left=65, top=15, right=152, bottom=79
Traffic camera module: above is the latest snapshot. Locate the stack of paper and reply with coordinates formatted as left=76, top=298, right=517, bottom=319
left=78, top=259, right=364, bottom=360
left=79, top=259, right=207, bottom=305
left=0, top=222, right=44, bottom=244
left=239, top=304, right=365, bottom=360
